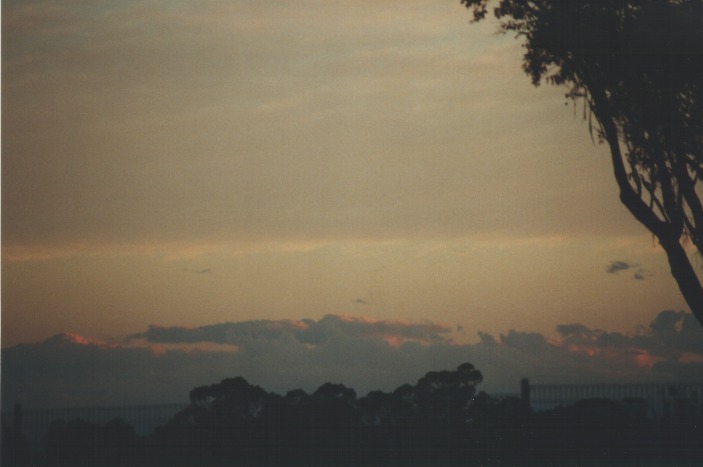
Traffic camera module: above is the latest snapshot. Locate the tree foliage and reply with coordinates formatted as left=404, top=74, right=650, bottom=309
left=462, top=0, right=703, bottom=326
left=10, top=365, right=703, bottom=465
left=148, top=364, right=486, bottom=465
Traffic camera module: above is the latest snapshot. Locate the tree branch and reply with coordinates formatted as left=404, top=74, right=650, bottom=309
left=588, top=84, right=669, bottom=240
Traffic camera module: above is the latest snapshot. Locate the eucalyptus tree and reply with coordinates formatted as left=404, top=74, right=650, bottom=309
left=462, top=0, right=703, bottom=326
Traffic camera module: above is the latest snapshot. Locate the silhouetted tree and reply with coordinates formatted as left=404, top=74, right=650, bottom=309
left=309, top=382, right=358, bottom=427
left=208, top=377, right=268, bottom=418
left=463, top=0, right=703, bottom=327
left=415, top=363, right=483, bottom=425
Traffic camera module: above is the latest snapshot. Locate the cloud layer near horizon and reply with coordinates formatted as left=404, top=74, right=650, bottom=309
left=3, top=312, right=702, bottom=410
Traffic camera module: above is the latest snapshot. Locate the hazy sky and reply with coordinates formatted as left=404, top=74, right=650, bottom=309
left=2, top=0, right=690, bottom=354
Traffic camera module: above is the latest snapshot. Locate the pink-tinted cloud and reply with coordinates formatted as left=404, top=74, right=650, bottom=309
left=3, top=312, right=702, bottom=411
left=131, top=314, right=452, bottom=348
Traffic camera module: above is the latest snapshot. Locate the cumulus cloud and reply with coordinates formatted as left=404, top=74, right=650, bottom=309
left=650, top=310, right=703, bottom=355
left=3, top=312, right=702, bottom=410
left=555, top=310, right=703, bottom=371
left=131, top=315, right=451, bottom=348
left=132, top=320, right=305, bottom=345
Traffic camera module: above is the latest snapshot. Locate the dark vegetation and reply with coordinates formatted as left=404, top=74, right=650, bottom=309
left=3, top=363, right=702, bottom=466
left=462, top=0, right=703, bottom=327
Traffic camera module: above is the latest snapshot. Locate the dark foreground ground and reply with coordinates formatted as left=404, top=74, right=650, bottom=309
left=4, top=369, right=702, bottom=466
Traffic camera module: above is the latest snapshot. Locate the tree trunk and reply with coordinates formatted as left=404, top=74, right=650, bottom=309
left=659, top=236, right=703, bottom=327
left=590, top=85, right=703, bottom=328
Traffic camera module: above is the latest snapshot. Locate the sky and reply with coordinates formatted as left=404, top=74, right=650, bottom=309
left=2, top=0, right=699, bottom=408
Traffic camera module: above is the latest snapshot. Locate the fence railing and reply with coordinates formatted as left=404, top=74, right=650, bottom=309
left=3, top=402, right=189, bottom=449
left=527, top=382, right=703, bottom=414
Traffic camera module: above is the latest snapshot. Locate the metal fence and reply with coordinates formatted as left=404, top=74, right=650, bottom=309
left=3, top=402, right=188, bottom=449
left=527, top=382, right=703, bottom=415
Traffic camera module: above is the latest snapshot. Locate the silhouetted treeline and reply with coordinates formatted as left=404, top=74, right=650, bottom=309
left=147, top=363, right=483, bottom=466
left=3, top=362, right=702, bottom=466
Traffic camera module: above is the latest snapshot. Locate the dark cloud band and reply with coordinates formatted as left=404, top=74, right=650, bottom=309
left=3, top=311, right=701, bottom=411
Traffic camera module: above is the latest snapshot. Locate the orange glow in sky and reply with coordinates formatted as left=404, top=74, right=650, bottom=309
left=1, top=0, right=689, bottom=350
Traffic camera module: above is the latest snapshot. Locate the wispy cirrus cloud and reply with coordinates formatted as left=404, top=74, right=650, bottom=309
left=3, top=0, right=638, bottom=261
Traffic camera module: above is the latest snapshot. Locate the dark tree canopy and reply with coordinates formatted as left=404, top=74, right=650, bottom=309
left=463, top=0, right=703, bottom=326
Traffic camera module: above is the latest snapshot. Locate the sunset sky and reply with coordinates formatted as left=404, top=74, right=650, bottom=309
left=2, top=1, right=698, bottom=407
